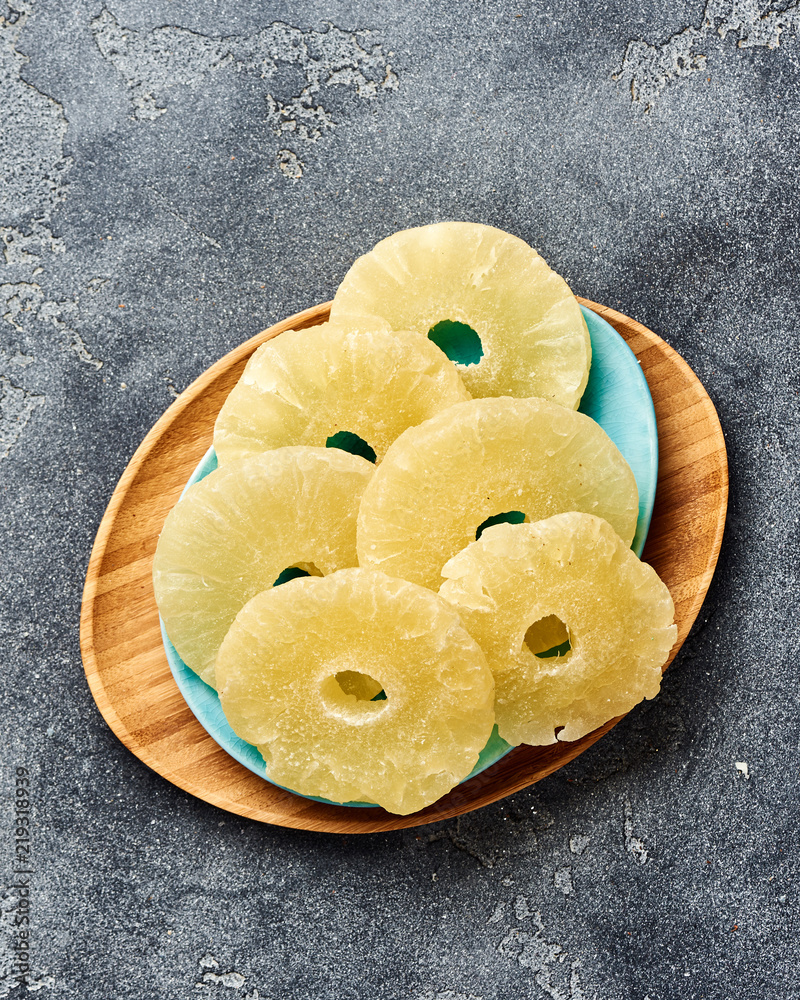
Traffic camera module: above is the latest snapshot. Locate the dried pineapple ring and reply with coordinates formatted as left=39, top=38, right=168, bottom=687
left=438, top=515, right=677, bottom=747
left=330, top=221, right=591, bottom=407
left=357, top=396, right=639, bottom=591
left=153, top=447, right=373, bottom=688
left=216, top=569, right=496, bottom=815
left=213, top=322, right=470, bottom=466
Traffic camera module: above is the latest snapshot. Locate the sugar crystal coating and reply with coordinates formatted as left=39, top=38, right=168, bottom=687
left=213, top=322, right=470, bottom=466
left=357, top=396, right=639, bottom=591
left=153, top=447, right=373, bottom=688
left=438, top=515, right=677, bottom=746
left=216, top=569, right=496, bottom=815
left=330, top=221, right=591, bottom=406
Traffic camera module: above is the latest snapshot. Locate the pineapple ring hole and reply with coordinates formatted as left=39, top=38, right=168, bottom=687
left=273, top=562, right=323, bottom=587
left=326, top=430, right=377, bottom=463
left=427, top=320, right=483, bottom=366
left=476, top=510, right=527, bottom=540
left=524, top=615, right=573, bottom=660
left=319, top=670, right=388, bottom=719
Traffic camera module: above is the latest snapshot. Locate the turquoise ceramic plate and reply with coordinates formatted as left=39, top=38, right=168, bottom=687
left=578, top=304, right=658, bottom=557
left=160, top=304, right=658, bottom=807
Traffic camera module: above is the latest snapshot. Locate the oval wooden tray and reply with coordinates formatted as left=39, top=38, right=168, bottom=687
left=80, top=299, right=728, bottom=833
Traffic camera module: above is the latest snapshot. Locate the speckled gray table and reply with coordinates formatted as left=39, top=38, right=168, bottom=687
left=1, top=2, right=798, bottom=998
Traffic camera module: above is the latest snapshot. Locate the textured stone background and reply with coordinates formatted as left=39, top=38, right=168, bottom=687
left=1, top=1, right=798, bottom=997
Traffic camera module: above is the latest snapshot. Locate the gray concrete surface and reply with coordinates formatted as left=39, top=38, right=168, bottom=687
left=1, top=1, right=798, bottom=997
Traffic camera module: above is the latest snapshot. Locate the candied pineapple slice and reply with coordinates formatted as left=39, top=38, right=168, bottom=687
left=153, top=447, right=373, bottom=688
left=439, top=515, right=677, bottom=747
left=330, top=222, right=591, bottom=407
left=216, top=569, right=496, bottom=815
left=357, top=397, right=639, bottom=591
left=213, top=322, right=470, bottom=466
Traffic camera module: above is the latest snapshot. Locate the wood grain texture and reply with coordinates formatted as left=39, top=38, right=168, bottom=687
left=80, top=299, right=728, bottom=834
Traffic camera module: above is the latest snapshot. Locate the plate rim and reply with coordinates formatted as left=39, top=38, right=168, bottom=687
left=80, top=298, right=729, bottom=833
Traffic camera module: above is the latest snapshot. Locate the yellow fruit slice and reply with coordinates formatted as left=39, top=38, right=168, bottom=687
left=216, top=569, right=496, bottom=815
left=357, top=397, right=639, bottom=591
left=213, top=322, right=470, bottom=466
left=153, top=447, right=373, bottom=688
left=330, top=222, right=591, bottom=407
left=438, top=515, right=677, bottom=746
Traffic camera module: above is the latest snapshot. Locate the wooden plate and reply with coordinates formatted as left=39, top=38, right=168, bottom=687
left=80, top=299, right=728, bottom=833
